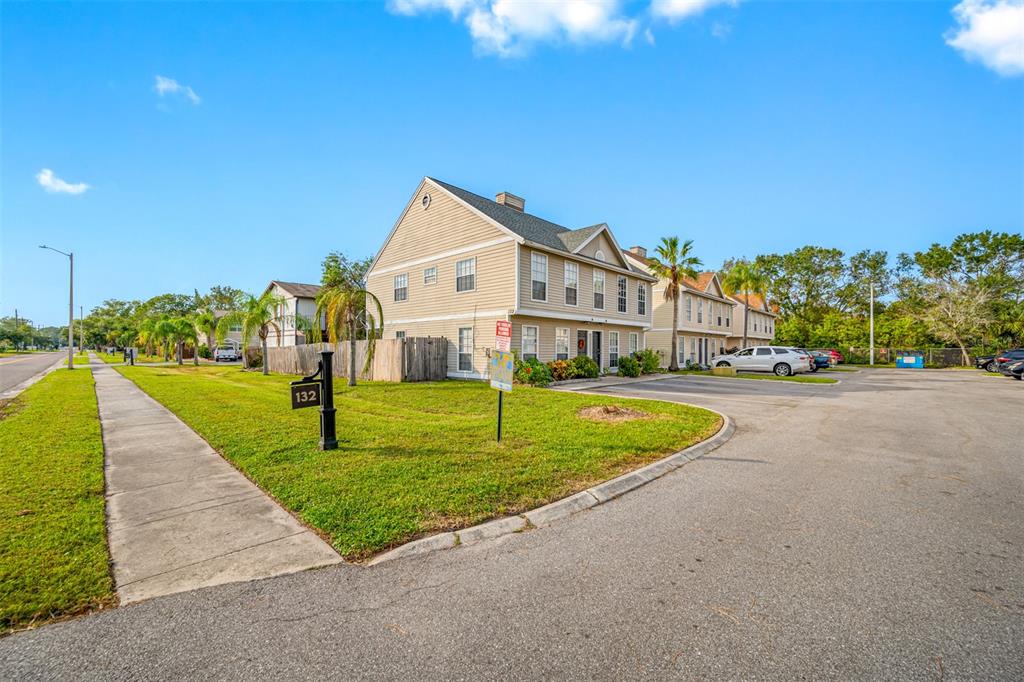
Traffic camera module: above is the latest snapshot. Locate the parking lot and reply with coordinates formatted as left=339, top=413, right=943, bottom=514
left=3, top=368, right=1022, bottom=680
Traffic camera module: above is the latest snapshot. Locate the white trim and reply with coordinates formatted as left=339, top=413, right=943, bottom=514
left=370, top=236, right=516, bottom=277
left=422, top=265, right=437, bottom=286
left=572, top=225, right=631, bottom=270
left=455, top=256, right=477, bottom=294
left=616, top=274, right=628, bottom=314
left=563, top=260, right=579, bottom=308
left=514, top=245, right=521, bottom=310
left=554, top=326, right=570, bottom=360
left=384, top=309, right=510, bottom=326
left=447, top=370, right=486, bottom=380
left=593, top=268, right=606, bottom=311
left=526, top=240, right=656, bottom=282
left=529, top=251, right=548, bottom=303
left=648, top=327, right=730, bottom=337
left=515, top=307, right=649, bottom=328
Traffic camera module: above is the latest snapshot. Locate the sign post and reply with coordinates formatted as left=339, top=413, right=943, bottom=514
left=289, top=350, right=338, bottom=450
left=492, top=321, right=514, bottom=442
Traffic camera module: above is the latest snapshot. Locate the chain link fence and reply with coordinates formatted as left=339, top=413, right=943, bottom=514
left=833, top=347, right=993, bottom=367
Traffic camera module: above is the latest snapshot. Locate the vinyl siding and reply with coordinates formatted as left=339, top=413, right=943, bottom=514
left=510, top=315, right=644, bottom=372
left=576, top=231, right=629, bottom=269
left=380, top=314, right=506, bottom=380
left=516, top=245, right=650, bottom=327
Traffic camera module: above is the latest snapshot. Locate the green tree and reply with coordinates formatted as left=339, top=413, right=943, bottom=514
left=314, top=252, right=383, bottom=386
left=218, top=291, right=310, bottom=375
left=649, top=237, right=702, bottom=371
left=722, top=260, right=769, bottom=350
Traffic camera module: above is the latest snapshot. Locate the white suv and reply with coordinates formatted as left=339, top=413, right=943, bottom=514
left=213, top=347, right=240, bottom=362
left=713, top=346, right=810, bottom=376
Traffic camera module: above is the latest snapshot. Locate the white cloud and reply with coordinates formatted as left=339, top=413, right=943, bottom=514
left=36, top=168, right=89, bottom=195
left=154, top=75, right=201, bottom=104
left=389, top=0, right=639, bottom=56
left=945, top=0, right=1024, bottom=76
left=650, top=0, right=737, bottom=24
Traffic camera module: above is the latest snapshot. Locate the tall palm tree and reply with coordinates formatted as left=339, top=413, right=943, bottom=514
left=136, top=317, right=158, bottom=357
left=314, top=285, right=384, bottom=386
left=193, top=308, right=217, bottom=360
left=153, top=315, right=177, bottom=362
left=166, top=316, right=198, bottom=365
left=722, top=260, right=769, bottom=350
left=650, top=237, right=703, bottom=371
left=217, top=291, right=311, bottom=375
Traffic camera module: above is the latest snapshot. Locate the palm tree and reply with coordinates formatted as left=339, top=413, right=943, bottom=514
left=649, top=237, right=703, bottom=371
left=167, top=317, right=198, bottom=365
left=314, top=284, right=384, bottom=386
left=136, top=317, right=158, bottom=357
left=217, top=291, right=311, bottom=375
left=153, top=315, right=177, bottom=362
left=722, top=260, right=769, bottom=350
left=193, top=308, right=217, bottom=361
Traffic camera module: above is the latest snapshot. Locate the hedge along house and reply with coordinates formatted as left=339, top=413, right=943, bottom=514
left=623, top=248, right=736, bottom=368
left=364, top=177, right=656, bottom=379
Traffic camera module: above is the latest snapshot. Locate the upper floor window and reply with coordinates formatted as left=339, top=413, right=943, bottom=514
left=685, top=295, right=692, bottom=321
left=593, top=269, right=605, bottom=310
left=456, top=258, right=475, bottom=292
left=564, top=262, right=578, bottom=306
left=726, top=306, right=731, bottom=327
left=394, top=273, right=408, bottom=302
left=423, top=266, right=437, bottom=286
left=697, top=298, right=703, bottom=323
left=638, top=283, right=647, bottom=316
left=531, top=252, right=547, bottom=301
left=617, top=276, right=628, bottom=313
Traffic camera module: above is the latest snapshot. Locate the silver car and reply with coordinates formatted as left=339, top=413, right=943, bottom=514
left=712, top=346, right=810, bottom=376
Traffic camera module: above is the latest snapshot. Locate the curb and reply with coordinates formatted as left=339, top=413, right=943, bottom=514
left=367, top=409, right=736, bottom=566
left=0, top=354, right=69, bottom=401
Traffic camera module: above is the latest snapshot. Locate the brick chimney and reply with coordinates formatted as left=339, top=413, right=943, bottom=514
left=629, top=245, right=647, bottom=259
left=495, top=191, right=525, bottom=213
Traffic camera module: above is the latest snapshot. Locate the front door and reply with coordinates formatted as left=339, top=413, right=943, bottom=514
left=577, top=330, right=588, bottom=358
left=590, top=331, right=602, bottom=369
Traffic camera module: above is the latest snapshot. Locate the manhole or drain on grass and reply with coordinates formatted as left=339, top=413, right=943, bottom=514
left=578, top=405, right=652, bottom=423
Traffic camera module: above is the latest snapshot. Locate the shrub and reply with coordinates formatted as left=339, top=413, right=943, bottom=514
left=547, top=359, right=579, bottom=382
left=634, top=348, right=661, bottom=374
left=245, top=349, right=263, bottom=369
left=616, top=355, right=641, bottom=377
left=514, top=357, right=552, bottom=387
left=198, top=344, right=212, bottom=359
left=569, top=354, right=600, bottom=379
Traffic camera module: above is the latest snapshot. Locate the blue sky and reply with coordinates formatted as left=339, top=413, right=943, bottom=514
left=3, top=1, right=1022, bottom=326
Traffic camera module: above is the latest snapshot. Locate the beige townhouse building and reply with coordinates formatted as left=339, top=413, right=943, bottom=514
left=623, top=248, right=736, bottom=367
left=725, top=292, right=777, bottom=350
left=262, top=280, right=325, bottom=347
left=365, top=177, right=656, bottom=379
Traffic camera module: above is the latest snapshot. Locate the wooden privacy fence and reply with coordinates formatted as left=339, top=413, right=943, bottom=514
left=265, top=338, right=447, bottom=382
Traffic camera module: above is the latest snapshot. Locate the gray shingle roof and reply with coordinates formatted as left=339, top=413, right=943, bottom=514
left=270, top=281, right=321, bottom=299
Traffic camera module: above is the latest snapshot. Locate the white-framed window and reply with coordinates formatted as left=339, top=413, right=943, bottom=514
left=617, top=276, right=627, bottom=313
left=726, top=306, right=731, bottom=328
left=678, top=343, right=685, bottom=365
left=423, top=266, right=437, bottom=285
left=522, top=325, right=539, bottom=361
left=593, top=269, right=605, bottom=309
left=555, top=327, right=569, bottom=361
left=685, top=294, right=692, bottom=321
left=531, top=252, right=548, bottom=302
left=456, top=258, right=475, bottom=292
left=716, top=302, right=722, bottom=326
left=697, top=299, right=703, bottom=323
left=690, top=337, right=696, bottom=361
left=395, top=331, right=406, bottom=339
left=629, top=332, right=639, bottom=355
left=394, top=273, right=408, bottom=302
left=564, top=262, right=578, bottom=306
left=458, top=327, right=473, bottom=371
left=609, top=331, right=619, bottom=368
left=637, top=283, right=647, bottom=316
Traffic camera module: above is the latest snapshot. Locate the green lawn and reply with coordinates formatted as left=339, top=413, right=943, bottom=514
left=670, top=369, right=838, bottom=384
left=64, top=355, right=91, bottom=366
left=115, top=365, right=722, bottom=559
left=0, top=367, right=114, bottom=633
left=97, top=351, right=175, bottom=364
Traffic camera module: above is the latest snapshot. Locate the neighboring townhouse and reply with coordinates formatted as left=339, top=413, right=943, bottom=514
left=623, top=248, right=736, bottom=367
left=365, top=177, right=656, bottom=379
left=725, top=292, right=777, bottom=350
left=204, top=309, right=246, bottom=351
left=262, top=280, right=325, bottom=347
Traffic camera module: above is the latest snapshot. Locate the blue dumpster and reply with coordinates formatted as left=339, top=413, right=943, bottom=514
left=896, top=352, right=925, bottom=369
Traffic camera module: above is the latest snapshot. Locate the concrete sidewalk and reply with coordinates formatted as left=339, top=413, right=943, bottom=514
left=90, top=360, right=341, bottom=603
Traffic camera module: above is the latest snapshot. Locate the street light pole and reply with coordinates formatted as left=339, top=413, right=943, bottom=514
left=40, top=245, right=74, bottom=370
left=80, top=305, right=84, bottom=355
left=869, top=281, right=875, bottom=367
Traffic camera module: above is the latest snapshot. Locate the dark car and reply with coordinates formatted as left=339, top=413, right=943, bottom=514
left=1006, top=359, right=1024, bottom=380
left=800, top=349, right=832, bottom=372
left=993, top=349, right=1024, bottom=373
left=975, top=354, right=997, bottom=371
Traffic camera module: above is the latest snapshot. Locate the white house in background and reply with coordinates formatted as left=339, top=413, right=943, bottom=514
left=262, top=280, right=325, bottom=347
left=725, top=292, right=777, bottom=350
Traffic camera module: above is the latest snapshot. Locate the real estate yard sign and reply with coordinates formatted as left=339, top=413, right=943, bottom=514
left=490, top=347, right=514, bottom=442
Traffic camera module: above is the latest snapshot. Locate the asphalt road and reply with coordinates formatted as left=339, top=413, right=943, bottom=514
left=2, top=369, right=1022, bottom=680
left=0, top=352, right=63, bottom=394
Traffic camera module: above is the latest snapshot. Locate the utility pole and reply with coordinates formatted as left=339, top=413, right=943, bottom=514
left=40, top=245, right=74, bottom=370
left=80, top=305, right=84, bottom=355
left=869, top=281, right=875, bottom=367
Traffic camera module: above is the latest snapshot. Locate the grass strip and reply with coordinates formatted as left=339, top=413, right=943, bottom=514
left=116, top=365, right=722, bottom=559
left=0, top=368, right=113, bottom=634
left=670, top=370, right=837, bottom=384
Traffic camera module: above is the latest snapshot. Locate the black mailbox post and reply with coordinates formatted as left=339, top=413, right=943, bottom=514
left=290, top=350, right=338, bottom=451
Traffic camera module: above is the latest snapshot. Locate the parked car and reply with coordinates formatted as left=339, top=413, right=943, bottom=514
left=975, top=354, right=997, bottom=371
left=1004, top=359, right=1024, bottom=380
left=992, top=349, right=1024, bottom=373
left=825, top=349, right=843, bottom=364
left=802, top=350, right=832, bottom=372
left=791, top=348, right=818, bottom=372
left=713, top=346, right=810, bottom=376
left=213, top=346, right=240, bottom=362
